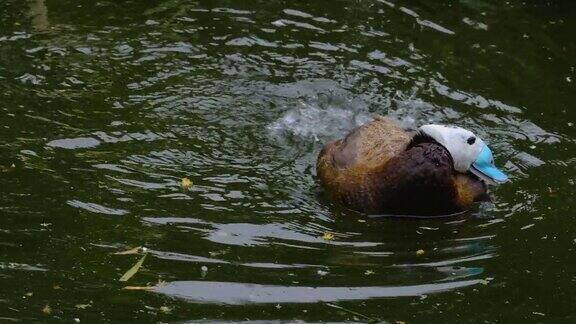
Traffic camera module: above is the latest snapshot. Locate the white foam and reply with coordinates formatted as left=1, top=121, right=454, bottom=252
left=268, top=99, right=372, bottom=142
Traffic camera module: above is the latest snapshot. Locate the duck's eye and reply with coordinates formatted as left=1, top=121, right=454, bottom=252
left=467, top=136, right=476, bottom=145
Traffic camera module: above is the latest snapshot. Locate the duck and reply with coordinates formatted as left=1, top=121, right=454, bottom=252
left=316, top=116, right=508, bottom=216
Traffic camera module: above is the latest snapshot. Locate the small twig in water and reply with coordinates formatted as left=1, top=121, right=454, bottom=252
left=325, top=302, right=378, bottom=323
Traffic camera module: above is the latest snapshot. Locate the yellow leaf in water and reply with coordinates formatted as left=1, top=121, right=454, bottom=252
left=416, top=249, right=425, bottom=256
left=123, top=285, right=155, bottom=291
left=208, top=248, right=230, bottom=257
left=159, top=306, right=172, bottom=314
left=119, top=254, right=147, bottom=282
left=75, top=303, right=92, bottom=309
left=322, top=232, right=334, bottom=241
left=123, top=279, right=166, bottom=291
left=181, top=177, right=193, bottom=190
left=113, top=246, right=145, bottom=255
left=42, top=304, right=52, bottom=315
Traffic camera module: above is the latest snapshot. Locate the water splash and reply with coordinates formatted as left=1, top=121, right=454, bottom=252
left=268, top=96, right=372, bottom=142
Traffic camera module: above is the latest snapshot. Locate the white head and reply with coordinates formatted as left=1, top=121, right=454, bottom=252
left=418, top=124, right=508, bottom=184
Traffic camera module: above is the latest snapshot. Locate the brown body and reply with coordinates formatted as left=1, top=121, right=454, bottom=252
left=316, top=116, right=486, bottom=215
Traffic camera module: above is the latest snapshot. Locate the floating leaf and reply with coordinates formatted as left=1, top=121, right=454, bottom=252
left=326, top=302, right=375, bottom=321
left=159, top=306, right=172, bottom=314
left=0, top=164, right=16, bottom=174
left=200, top=265, right=208, bottom=279
left=42, top=304, right=52, bottom=315
left=181, top=177, right=193, bottom=190
left=123, top=285, right=155, bottom=291
left=75, top=303, right=92, bottom=309
left=322, top=232, right=334, bottom=241
left=113, top=246, right=146, bottom=255
left=52, top=284, right=62, bottom=290
left=119, top=254, right=147, bottom=282
left=208, top=248, right=230, bottom=257
left=416, top=249, right=425, bottom=256
left=123, top=279, right=166, bottom=290
left=317, top=269, right=329, bottom=276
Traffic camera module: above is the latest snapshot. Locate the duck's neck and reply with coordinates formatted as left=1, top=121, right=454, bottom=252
left=366, top=140, right=460, bottom=215
left=407, top=130, right=446, bottom=152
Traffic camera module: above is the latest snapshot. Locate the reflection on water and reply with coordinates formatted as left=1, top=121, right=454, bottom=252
left=28, top=0, right=49, bottom=32
left=0, top=0, right=574, bottom=322
left=150, top=279, right=481, bottom=304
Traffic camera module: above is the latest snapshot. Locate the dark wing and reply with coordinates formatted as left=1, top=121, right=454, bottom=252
left=371, top=142, right=458, bottom=215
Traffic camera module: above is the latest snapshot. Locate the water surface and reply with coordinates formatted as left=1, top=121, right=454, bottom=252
left=0, top=0, right=575, bottom=322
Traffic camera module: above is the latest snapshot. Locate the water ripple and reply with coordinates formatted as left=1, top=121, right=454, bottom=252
left=0, top=1, right=573, bottom=320
left=148, top=279, right=481, bottom=304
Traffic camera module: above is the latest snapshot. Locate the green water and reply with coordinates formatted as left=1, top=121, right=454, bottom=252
left=0, top=0, right=575, bottom=322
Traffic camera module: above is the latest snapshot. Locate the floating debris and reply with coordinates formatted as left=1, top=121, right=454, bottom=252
left=326, top=302, right=376, bottom=322
left=113, top=246, right=147, bottom=255
left=159, top=306, right=172, bottom=314
left=208, top=248, right=230, bottom=257
left=122, top=285, right=155, bottom=291
left=0, top=163, right=17, bottom=173
left=41, top=304, right=52, bottom=315
left=75, top=302, right=92, bottom=310
left=317, top=269, right=329, bottom=276
left=119, top=254, right=147, bottom=282
left=416, top=249, right=425, bottom=256
left=123, top=280, right=165, bottom=291
left=181, top=177, right=193, bottom=191
left=520, top=224, right=535, bottom=230
left=321, top=232, right=334, bottom=241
